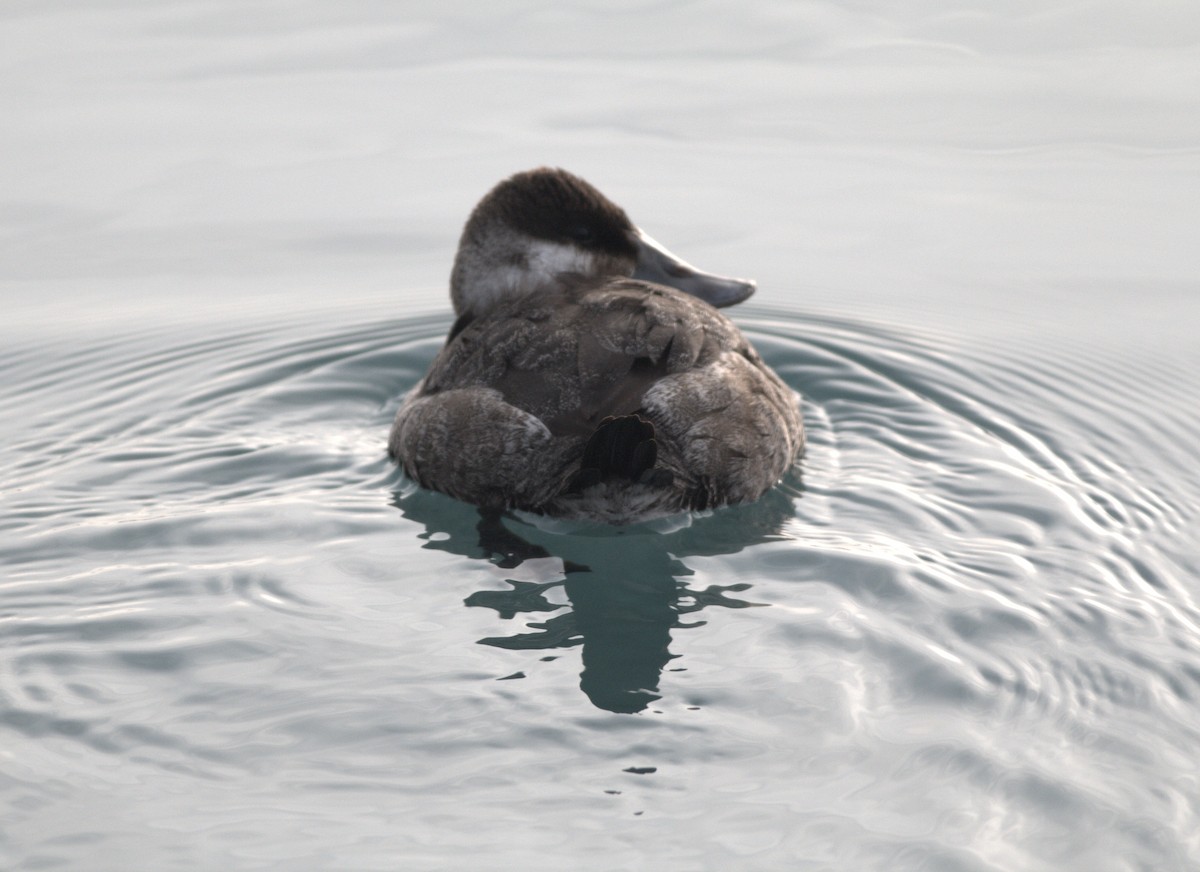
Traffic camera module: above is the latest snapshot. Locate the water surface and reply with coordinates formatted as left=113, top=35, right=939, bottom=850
left=3, top=2, right=1199, bottom=870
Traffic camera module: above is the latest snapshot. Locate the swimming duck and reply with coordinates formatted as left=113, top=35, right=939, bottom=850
left=389, top=168, right=803, bottom=523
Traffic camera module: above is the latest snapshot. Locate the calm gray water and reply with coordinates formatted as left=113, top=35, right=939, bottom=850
left=3, top=2, right=1200, bottom=870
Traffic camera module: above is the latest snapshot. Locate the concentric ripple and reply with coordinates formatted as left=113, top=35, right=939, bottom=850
left=742, top=307, right=1200, bottom=709
left=2, top=302, right=1199, bottom=869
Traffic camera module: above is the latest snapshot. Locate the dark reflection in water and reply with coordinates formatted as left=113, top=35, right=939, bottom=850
left=392, top=484, right=799, bottom=713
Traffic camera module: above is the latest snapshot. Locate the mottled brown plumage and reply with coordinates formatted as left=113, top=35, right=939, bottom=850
left=389, top=168, right=803, bottom=522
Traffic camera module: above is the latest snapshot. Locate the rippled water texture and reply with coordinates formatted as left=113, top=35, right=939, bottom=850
left=3, top=2, right=1200, bottom=870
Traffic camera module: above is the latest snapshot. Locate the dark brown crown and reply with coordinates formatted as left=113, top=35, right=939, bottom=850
left=465, top=167, right=638, bottom=259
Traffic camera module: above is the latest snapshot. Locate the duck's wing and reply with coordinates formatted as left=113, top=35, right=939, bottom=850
left=414, top=281, right=721, bottom=426
left=389, top=379, right=574, bottom=510
left=391, top=279, right=802, bottom=511
left=565, top=281, right=730, bottom=432
left=574, top=283, right=803, bottom=505
left=385, top=287, right=588, bottom=510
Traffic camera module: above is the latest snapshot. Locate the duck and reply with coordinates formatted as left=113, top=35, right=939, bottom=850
left=388, top=167, right=803, bottom=524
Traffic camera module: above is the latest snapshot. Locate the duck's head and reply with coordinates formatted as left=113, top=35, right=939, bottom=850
left=449, top=167, right=756, bottom=316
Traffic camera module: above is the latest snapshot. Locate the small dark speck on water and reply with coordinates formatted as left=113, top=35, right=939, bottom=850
left=497, top=672, right=525, bottom=681
left=604, top=790, right=621, bottom=795
left=623, top=767, right=657, bottom=775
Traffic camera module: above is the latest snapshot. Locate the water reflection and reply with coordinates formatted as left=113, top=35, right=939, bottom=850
left=392, top=484, right=799, bottom=713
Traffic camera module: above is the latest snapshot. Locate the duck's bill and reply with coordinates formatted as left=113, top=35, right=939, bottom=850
left=631, top=230, right=756, bottom=308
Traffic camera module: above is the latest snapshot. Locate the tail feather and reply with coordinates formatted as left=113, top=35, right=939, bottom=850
left=567, top=415, right=664, bottom=493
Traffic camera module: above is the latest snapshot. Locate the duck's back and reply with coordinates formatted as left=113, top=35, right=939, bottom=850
left=389, top=278, right=802, bottom=520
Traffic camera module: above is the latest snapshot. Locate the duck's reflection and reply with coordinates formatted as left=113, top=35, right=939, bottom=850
left=392, top=483, right=797, bottom=713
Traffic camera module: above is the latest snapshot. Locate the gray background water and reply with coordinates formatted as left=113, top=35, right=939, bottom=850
left=3, top=2, right=1199, bottom=870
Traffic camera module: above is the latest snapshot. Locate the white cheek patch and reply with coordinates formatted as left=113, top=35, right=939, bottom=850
left=470, top=239, right=597, bottom=312
left=527, top=241, right=595, bottom=282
